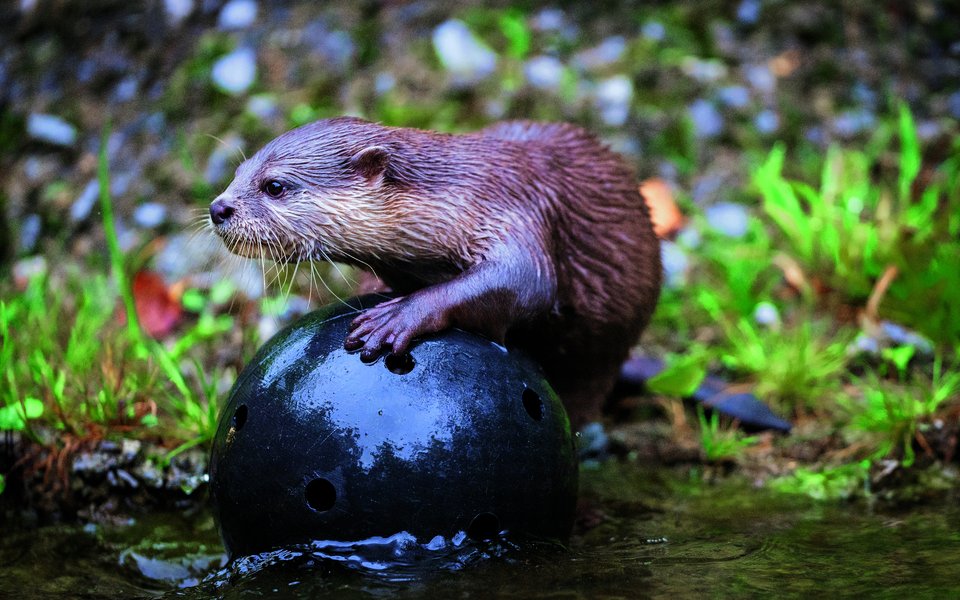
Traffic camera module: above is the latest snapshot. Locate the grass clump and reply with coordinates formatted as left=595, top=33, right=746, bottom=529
left=0, top=129, right=239, bottom=454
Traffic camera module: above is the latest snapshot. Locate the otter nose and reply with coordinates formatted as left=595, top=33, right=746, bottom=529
left=210, top=198, right=235, bottom=225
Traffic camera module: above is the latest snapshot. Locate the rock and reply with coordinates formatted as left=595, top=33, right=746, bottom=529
left=718, top=85, right=751, bottom=108
left=211, top=48, right=257, bottom=96
left=737, top=0, right=761, bottom=24
left=524, top=55, right=564, bottom=91
left=163, top=0, right=194, bottom=26
left=660, top=240, right=688, bottom=288
left=218, top=0, right=257, bottom=30
left=70, top=179, right=100, bottom=224
left=595, top=75, right=633, bottom=127
left=705, top=202, right=750, bottom=238
left=19, top=214, right=41, bottom=253
left=641, top=21, right=666, bottom=42
left=432, top=20, right=497, bottom=84
left=133, top=202, right=167, bottom=228
left=573, top=36, right=626, bottom=70
left=689, top=99, right=724, bottom=138
left=753, top=301, right=781, bottom=327
left=681, top=57, right=727, bottom=83
left=755, top=109, right=780, bottom=134
left=26, top=113, right=77, bottom=147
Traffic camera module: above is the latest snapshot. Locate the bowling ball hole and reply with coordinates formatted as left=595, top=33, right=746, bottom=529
left=467, top=512, right=501, bottom=541
left=385, top=352, right=415, bottom=375
left=522, top=388, right=543, bottom=422
left=233, top=404, right=248, bottom=430
left=305, top=478, right=337, bottom=512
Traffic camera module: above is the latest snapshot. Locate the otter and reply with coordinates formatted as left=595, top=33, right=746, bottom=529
left=209, top=117, right=662, bottom=427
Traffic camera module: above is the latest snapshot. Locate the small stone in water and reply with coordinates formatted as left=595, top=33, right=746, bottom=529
left=27, top=113, right=77, bottom=147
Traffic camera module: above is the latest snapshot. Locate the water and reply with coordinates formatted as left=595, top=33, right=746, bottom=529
left=2, top=462, right=958, bottom=598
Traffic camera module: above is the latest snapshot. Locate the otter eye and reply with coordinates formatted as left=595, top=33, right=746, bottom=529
left=262, top=180, right=285, bottom=198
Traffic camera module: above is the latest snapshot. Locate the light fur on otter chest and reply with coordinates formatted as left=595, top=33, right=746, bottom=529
left=209, top=116, right=662, bottom=425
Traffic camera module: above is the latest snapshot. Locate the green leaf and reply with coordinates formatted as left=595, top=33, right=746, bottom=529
left=646, top=354, right=708, bottom=397
left=498, top=10, right=531, bottom=59
left=0, top=473, right=5, bottom=495
left=181, top=288, right=206, bottom=312
left=897, top=103, right=921, bottom=202
left=0, top=397, right=45, bottom=431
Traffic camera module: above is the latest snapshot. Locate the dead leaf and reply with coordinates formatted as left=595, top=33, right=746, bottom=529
left=639, top=178, right=685, bottom=240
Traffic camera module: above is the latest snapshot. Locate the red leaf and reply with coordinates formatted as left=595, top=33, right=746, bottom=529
left=128, top=270, right=182, bottom=338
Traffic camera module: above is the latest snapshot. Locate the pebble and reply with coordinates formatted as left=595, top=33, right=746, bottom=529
left=660, top=240, right=689, bottom=288
left=689, top=99, right=724, bottom=138
left=595, top=75, right=633, bottom=127
left=113, top=76, right=139, bottom=103
left=26, top=113, right=77, bottom=147
left=432, top=20, right=496, bottom=84
left=755, top=109, right=780, bottom=134
left=304, top=25, right=355, bottom=72
left=573, top=36, right=626, bottom=70
left=133, top=202, right=167, bottom=228
left=682, top=57, right=727, bottom=83
left=71, top=179, right=100, bottom=223
left=531, top=8, right=565, bottom=32
left=948, top=91, right=960, bottom=119
left=718, top=85, right=750, bottom=108
left=641, top=21, right=666, bottom=42
left=753, top=301, right=781, bottom=327
left=163, top=0, right=193, bottom=26
left=832, top=108, right=876, bottom=138
left=218, top=0, right=257, bottom=30
left=246, top=94, right=278, bottom=120
left=374, top=72, right=396, bottom=96
left=524, top=55, right=564, bottom=91
left=12, top=255, right=47, bottom=286
left=737, top=0, right=761, bottom=24
left=705, top=202, right=749, bottom=237
left=744, top=63, right=776, bottom=95
left=211, top=47, right=257, bottom=96
left=19, top=214, right=41, bottom=252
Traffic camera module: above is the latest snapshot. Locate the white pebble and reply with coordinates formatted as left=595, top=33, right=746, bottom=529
left=218, top=0, right=257, bottom=30
left=432, top=20, right=497, bottom=83
left=27, top=113, right=77, bottom=147
left=212, top=48, right=257, bottom=96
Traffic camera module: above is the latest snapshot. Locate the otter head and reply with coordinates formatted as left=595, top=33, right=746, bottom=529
left=209, top=117, right=428, bottom=267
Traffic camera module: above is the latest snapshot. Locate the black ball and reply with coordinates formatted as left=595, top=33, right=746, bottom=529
left=209, top=296, right=578, bottom=559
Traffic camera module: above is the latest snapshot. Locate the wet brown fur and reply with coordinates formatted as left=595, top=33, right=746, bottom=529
left=211, top=117, right=662, bottom=426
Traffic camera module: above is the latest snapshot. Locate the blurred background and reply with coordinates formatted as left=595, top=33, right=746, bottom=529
left=1, top=0, right=959, bottom=493
left=2, top=2, right=960, bottom=596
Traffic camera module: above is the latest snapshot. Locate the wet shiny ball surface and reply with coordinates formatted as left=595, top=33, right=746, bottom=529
left=209, top=296, right=578, bottom=558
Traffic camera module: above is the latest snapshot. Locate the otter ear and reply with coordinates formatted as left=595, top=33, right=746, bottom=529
left=350, top=145, right=391, bottom=182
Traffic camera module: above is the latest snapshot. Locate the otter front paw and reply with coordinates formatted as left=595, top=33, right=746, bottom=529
left=344, top=296, right=448, bottom=362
